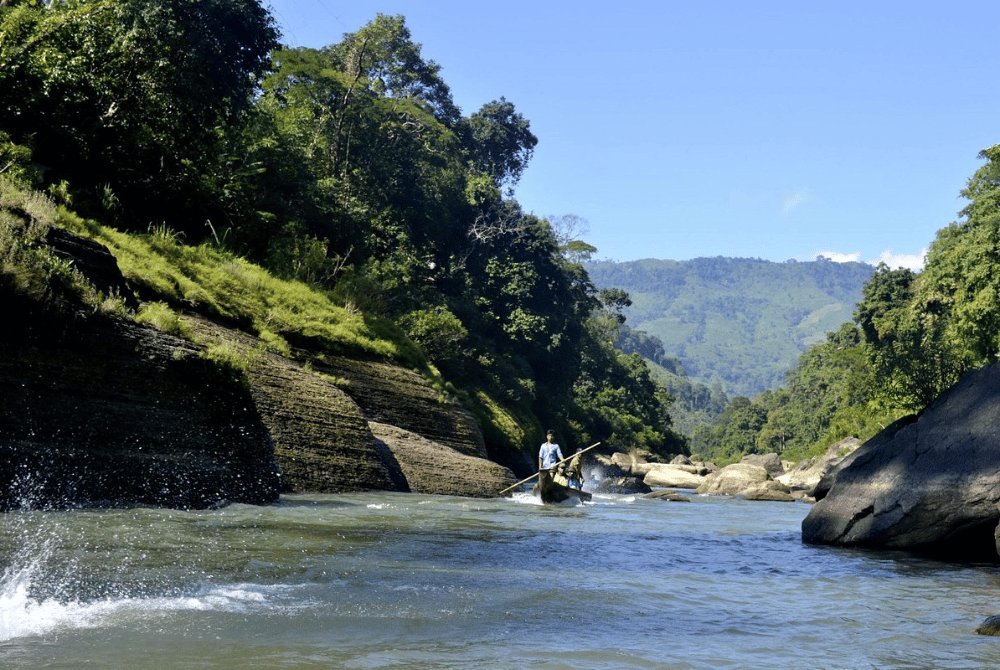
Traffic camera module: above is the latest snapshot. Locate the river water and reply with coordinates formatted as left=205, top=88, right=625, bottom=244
left=2, top=491, right=1000, bottom=669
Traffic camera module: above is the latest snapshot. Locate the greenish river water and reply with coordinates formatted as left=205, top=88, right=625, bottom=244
left=2, top=491, right=1000, bottom=669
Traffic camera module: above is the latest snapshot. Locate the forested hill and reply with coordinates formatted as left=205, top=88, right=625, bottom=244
left=587, top=256, right=875, bottom=397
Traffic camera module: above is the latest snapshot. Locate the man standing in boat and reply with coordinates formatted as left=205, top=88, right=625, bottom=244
left=538, top=430, right=564, bottom=472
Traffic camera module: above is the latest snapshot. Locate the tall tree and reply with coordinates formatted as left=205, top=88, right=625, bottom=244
left=326, top=13, right=459, bottom=125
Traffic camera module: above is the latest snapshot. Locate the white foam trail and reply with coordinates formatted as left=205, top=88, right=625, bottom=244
left=0, top=569, right=283, bottom=642
left=0, top=563, right=112, bottom=641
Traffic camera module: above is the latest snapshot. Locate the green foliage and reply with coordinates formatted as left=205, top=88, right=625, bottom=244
left=0, top=130, right=34, bottom=186
left=850, top=145, right=1000, bottom=414
left=58, top=212, right=425, bottom=367
left=399, top=306, right=468, bottom=365
left=457, top=97, right=538, bottom=191
left=915, top=145, right=1000, bottom=368
left=691, top=397, right=767, bottom=464
left=0, top=177, right=101, bottom=309
left=691, top=322, right=901, bottom=464
left=854, top=263, right=960, bottom=412
left=0, top=0, right=279, bottom=234
left=325, top=13, right=460, bottom=125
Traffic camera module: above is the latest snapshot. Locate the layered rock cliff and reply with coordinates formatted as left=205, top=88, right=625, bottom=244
left=0, top=227, right=517, bottom=509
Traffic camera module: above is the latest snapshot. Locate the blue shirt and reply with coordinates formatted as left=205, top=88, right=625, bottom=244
left=539, top=442, right=564, bottom=469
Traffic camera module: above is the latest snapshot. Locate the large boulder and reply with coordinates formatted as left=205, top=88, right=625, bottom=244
left=643, top=464, right=705, bottom=490
left=740, top=452, right=784, bottom=478
left=801, top=364, right=1000, bottom=561
left=696, top=462, right=771, bottom=496
left=739, top=480, right=796, bottom=502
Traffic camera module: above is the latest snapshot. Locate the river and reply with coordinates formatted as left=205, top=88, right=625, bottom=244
left=2, top=491, right=1000, bottom=669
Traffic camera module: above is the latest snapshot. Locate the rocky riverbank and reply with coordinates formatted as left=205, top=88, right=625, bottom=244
left=1, top=226, right=518, bottom=509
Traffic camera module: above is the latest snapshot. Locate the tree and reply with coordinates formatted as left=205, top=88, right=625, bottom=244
left=599, top=287, right=631, bottom=324
left=853, top=263, right=958, bottom=412
left=458, top=97, right=538, bottom=193
left=326, top=13, right=459, bottom=125
left=0, top=0, right=279, bottom=232
left=915, top=144, right=1000, bottom=367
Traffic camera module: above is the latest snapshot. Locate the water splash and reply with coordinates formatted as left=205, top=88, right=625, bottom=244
left=0, top=523, right=104, bottom=641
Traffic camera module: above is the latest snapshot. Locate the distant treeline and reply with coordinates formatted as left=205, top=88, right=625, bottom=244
left=588, top=256, right=875, bottom=397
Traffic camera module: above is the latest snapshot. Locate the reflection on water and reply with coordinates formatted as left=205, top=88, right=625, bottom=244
left=2, top=492, right=1000, bottom=669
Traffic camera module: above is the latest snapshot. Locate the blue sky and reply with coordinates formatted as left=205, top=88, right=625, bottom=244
left=268, top=0, right=999, bottom=271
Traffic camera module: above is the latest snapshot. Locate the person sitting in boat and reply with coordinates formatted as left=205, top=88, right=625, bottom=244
left=565, top=448, right=585, bottom=490
left=538, top=430, right=564, bottom=472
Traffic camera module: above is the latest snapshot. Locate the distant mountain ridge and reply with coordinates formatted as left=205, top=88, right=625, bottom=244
left=586, top=256, right=875, bottom=398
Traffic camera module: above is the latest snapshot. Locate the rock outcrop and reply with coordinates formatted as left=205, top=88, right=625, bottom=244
left=1, top=228, right=516, bottom=509
left=694, top=456, right=800, bottom=502
left=697, top=462, right=771, bottom=496
left=801, top=364, right=1000, bottom=561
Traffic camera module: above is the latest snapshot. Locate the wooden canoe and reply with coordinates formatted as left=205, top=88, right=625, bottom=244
left=533, top=468, right=592, bottom=504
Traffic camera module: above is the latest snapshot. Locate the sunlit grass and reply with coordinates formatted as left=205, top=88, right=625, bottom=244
left=55, top=205, right=425, bottom=368
left=135, top=301, right=191, bottom=338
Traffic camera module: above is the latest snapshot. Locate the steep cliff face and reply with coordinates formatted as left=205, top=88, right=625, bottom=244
left=0, top=312, right=282, bottom=510
left=0, top=227, right=517, bottom=509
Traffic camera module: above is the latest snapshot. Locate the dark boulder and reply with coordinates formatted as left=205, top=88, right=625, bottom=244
left=593, top=476, right=652, bottom=495
left=977, top=615, right=1000, bottom=636
left=801, top=363, right=1000, bottom=562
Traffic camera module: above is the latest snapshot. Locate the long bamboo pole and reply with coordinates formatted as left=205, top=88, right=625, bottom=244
left=497, top=441, right=601, bottom=496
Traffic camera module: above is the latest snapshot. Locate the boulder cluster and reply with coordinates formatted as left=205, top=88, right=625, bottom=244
left=589, top=438, right=861, bottom=504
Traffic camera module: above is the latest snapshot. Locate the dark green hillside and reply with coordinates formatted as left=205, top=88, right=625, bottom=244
left=587, top=256, right=874, bottom=397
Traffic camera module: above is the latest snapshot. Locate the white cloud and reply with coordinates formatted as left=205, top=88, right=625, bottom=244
left=813, top=250, right=862, bottom=263
left=781, top=188, right=814, bottom=215
left=873, top=248, right=927, bottom=272
left=804, top=248, right=927, bottom=272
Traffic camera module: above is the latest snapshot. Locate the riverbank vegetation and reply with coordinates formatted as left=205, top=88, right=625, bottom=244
left=0, top=0, right=684, bottom=460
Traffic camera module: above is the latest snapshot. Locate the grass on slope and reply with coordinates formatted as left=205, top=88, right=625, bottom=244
left=0, top=178, right=427, bottom=370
